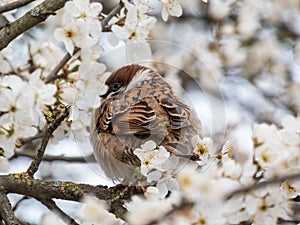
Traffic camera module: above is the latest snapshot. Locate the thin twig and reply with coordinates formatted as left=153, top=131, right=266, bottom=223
left=226, top=173, right=300, bottom=199
left=16, top=131, right=45, bottom=146
left=101, top=1, right=124, bottom=29
left=0, top=0, right=37, bottom=14
left=27, top=106, right=70, bottom=177
left=0, top=190, right=20, bottom=225
left=146, top=201, right=193, bottom=225
left=41, top=199, right=79, bottom=225
left=45, top=47, right=79, bottom=83
left=14, top=151, right=96, bottom=163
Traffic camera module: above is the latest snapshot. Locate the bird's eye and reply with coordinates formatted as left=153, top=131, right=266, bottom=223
left=110, top=82, right=123, bottom=91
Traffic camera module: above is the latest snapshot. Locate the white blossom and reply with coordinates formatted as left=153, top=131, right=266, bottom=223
left=281, top=180, right=300, bottom=199
left=29, top=70, right=57, bottom=109
left=64, top=0, right=102, bottom=39
left=50, top=123, right=70, bottom=145
left=54, top=20, right=96, bottom=54
left=253, top=115, right=300, bottom=178
left=219, top=159, right=242, bottom=180
left=145, top=186, right=160, bottom=200
left=0, top=87, right=35, bottom=126
left=220, top=38, right=246, bottom=68
left=126, top=195, right=171, bottom=225
left=30, top=42, right=64, bottom=78
left=79, top=195, right=119, bottom=225
left=244, top=188, right=290, bottom=224
left=280, top=114, right=300, bottom=146
left=60, top=86, right=77, bottom=105
left=208, top=0, right=232, bottom=21
left=134, top=141, right=170, bottom=176
left=70, top=110, right=90, bottom=141
left=111, top=0, right=156, bottom=41
left=0, top=75, right=41, bottom=156
left=156, top=175, right=179, bottom=198
left=80, top=44, right=103, bottom=62
left=190, top=204, right=227, bottom=225
left=160, top=0, right=183, bottom=22
left=223, top=196, right=250, bottom=224
left=191, top=135, right=214, bottom=166
left=239, top=161, right=257, bottom=186
left=64, top=0, right=102, bottom=22
left=237, top=0, right=260, bottom=38
left=0, top=123, right=37, bottom=157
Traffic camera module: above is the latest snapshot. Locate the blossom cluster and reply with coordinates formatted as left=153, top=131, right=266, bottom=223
left=55, top=0, right=182, bottom=52
left=151, top=0, right=300, bottom=130
left=134, top=140, right=179, bottom=198
left=78, top=114, right=299, bottom=225
left=254, top=115, right=300, bottom=194
left=0, top=72, right=56, bottom=158
left=54, top=0, right=103, bottom=55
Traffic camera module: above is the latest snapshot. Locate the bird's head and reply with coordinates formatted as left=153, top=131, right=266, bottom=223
left=100, top=64, right=155, bottom=98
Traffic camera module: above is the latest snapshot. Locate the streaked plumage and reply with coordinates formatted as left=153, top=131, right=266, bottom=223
left=90, top=64, right=202, bottom=182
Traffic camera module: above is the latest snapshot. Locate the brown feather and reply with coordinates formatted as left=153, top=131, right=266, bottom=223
left=105, top=64, right=148, bottom=86
left=111, top=100, right=158, bottom=135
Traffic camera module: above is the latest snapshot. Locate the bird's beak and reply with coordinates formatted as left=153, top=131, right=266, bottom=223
left=100, top=91, right=108, bottom=98
left=100, top=86, right=110, bottom=98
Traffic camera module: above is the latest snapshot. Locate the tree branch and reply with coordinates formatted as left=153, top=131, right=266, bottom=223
left=0, top=0, right=69, bottom=51
left=0, top=174, right=143, bottom=214
left=27, top=106, right=70, bottom=177
left=0, top=0, right=37, bottom=14
left=0, top=190, right=20, bottom=225
left=226, top=173, right=300, bottom=199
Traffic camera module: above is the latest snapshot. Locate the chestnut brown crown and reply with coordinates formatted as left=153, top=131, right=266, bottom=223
left=101, top=64, right=148, bottom=98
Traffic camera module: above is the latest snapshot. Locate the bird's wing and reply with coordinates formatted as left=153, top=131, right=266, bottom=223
left=94, top=93, right=195, bottom=165
left=96, top=80, right=192, bottom=135
left=111, top=100, right=163, bottom=136
left=155, top=95, right=191, bottom=130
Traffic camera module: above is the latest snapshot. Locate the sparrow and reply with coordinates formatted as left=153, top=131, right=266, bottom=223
left=90, top=64, right=202, bottom=182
